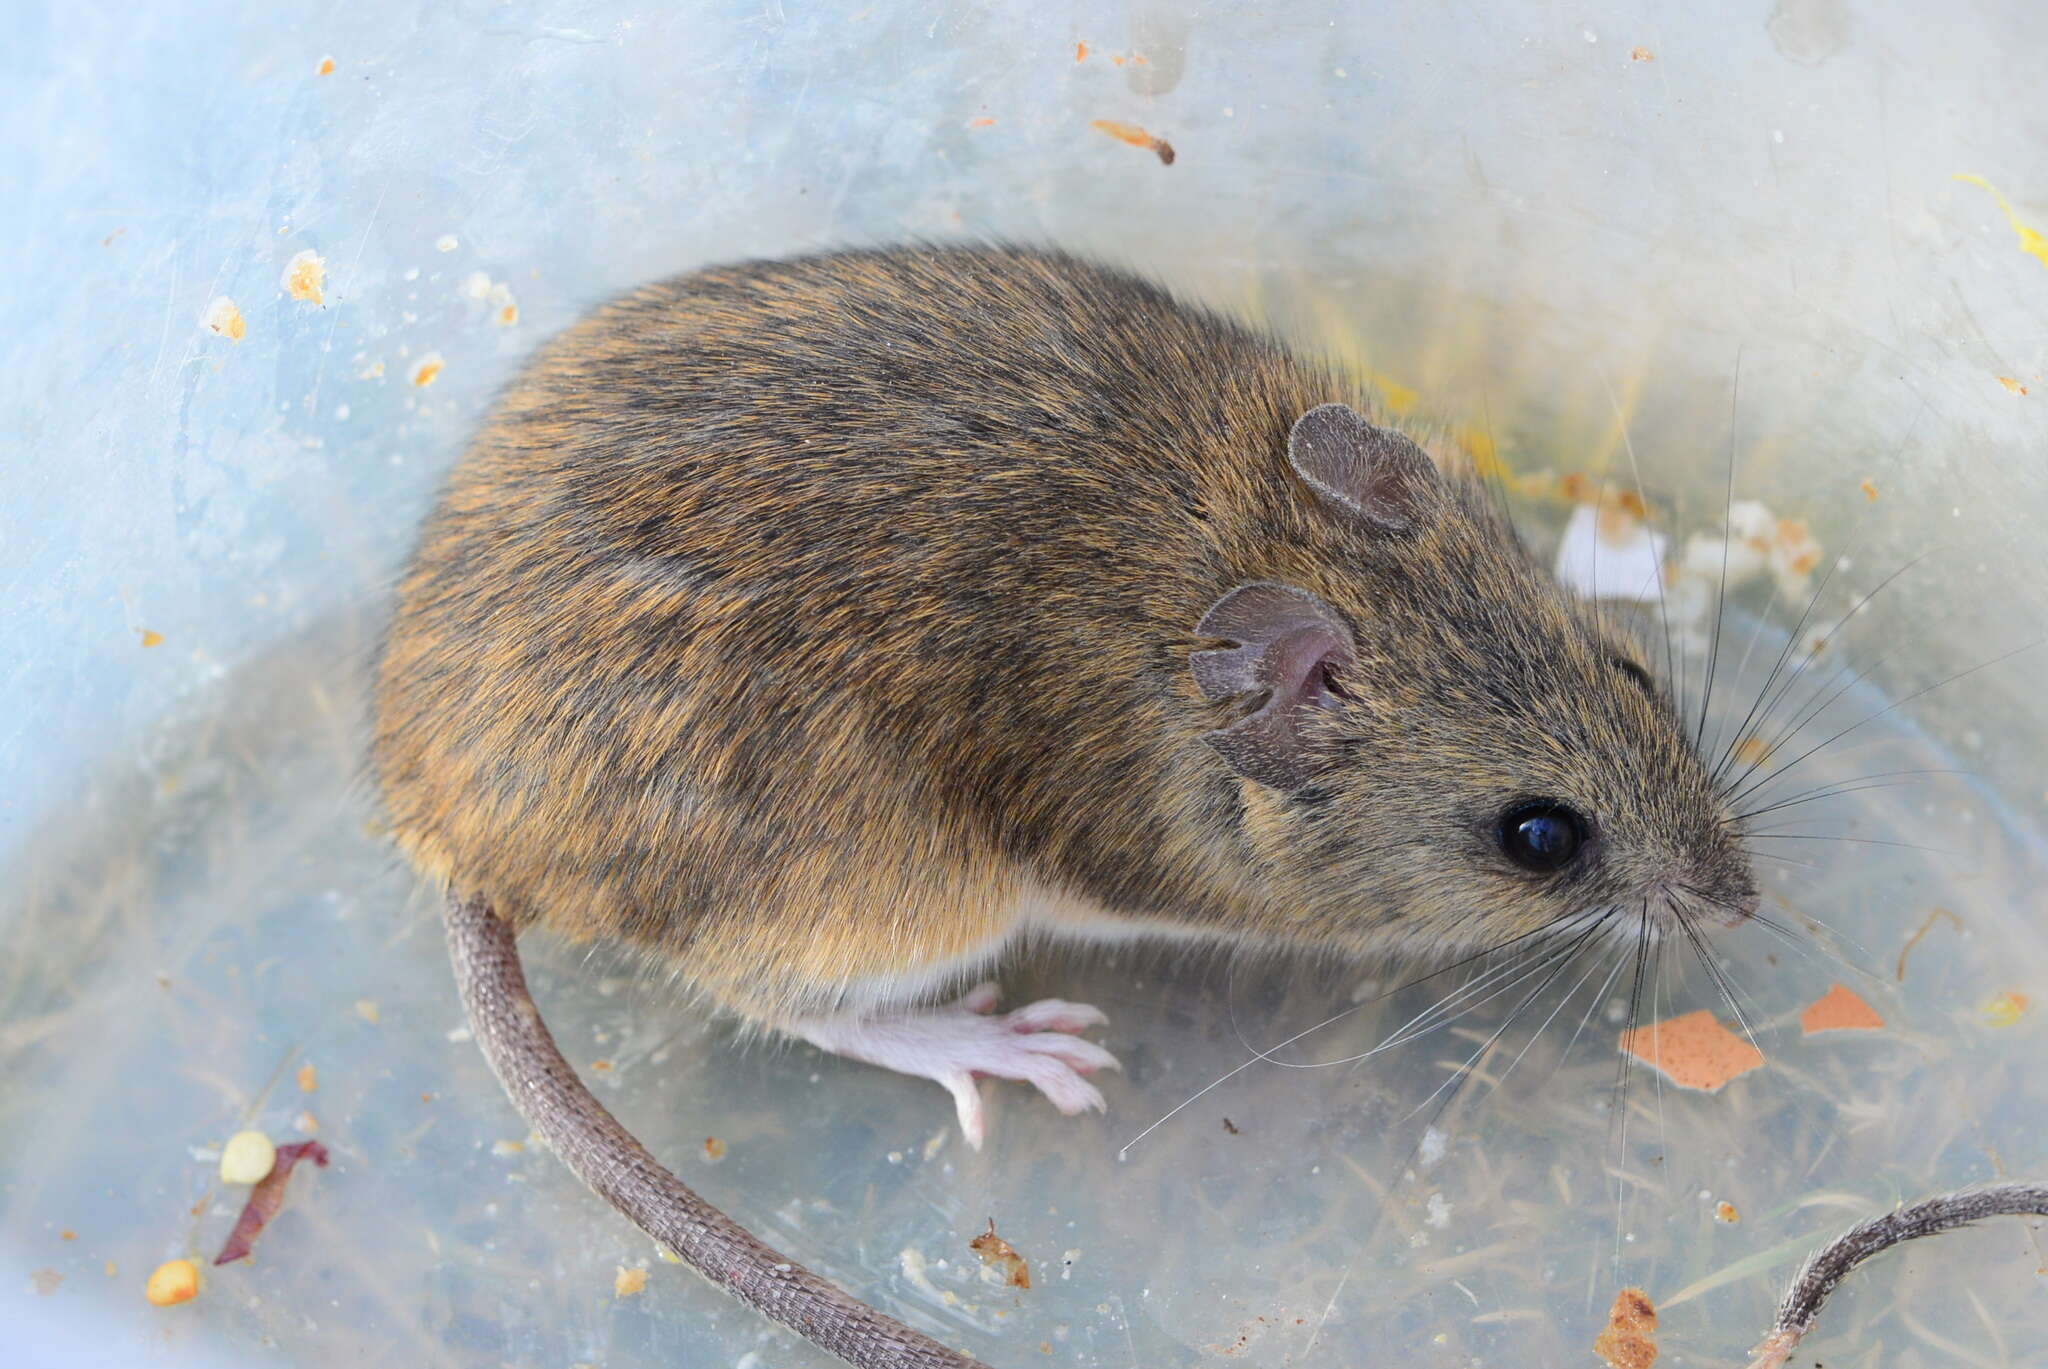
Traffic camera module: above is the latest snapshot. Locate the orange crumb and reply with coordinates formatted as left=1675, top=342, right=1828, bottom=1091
left=1860, top=478, right=1879, bottom=500
left=1594, top=1287, right=1657, bottom=1369
left=1618, top=1010, right=1763, bottom=1092
left=138, top=629, right=164, bottom=648
left=1090, top=119, right=1175, bottom=164
left=497, top=303, right=519, bottom=326
left=145, top=1259, right=200, bottom=1307
left=1630, top=46, right=1656, bottom=61
left=590, top=1059, right=613, bottom=1073
left=970, top=1219, right=1032, bottom=1289
left=967, top=116, right=996, bottom=128
left=1074, top=41, right=1088, bottom=62
left=297, top=1063, right=318, bottom=1093
left=282, top=249, right=325, bottom=306
left=1715, top=1201, right=1739, bottom=1223
left=61, top=1230, right=76, bottom=1241
left=1800, top=982, right=1885, bottom=1034
left=614, top=1265, right=647, bottom=1297
left=316, top=56, right=335, bottom=76
left=1110, top=53, right=1125, bottom=66
left=703, top=1136, right=726, bottom=1160
left=1733, top=736, right=1769, bottom=766
left=411, top=355, right=444, bottom=387
left=202, top=297, right=245, bottom=342
left=1998, top=376, right=2029, bottom=395
left=1984, top=990, right=2030, bottom=1027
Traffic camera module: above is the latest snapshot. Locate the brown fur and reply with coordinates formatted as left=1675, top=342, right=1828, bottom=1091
left=373, top=245, right=1755, bottom=1028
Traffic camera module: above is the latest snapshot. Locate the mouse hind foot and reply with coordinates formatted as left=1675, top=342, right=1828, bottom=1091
left=790, top=983, right=1119, bottom=1149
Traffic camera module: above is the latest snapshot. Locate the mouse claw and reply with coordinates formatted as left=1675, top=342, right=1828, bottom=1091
left=792, top=987, right=1119, bottom=1146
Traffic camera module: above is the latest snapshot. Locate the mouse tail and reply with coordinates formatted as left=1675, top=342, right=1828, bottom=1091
left=1746, top=1181, right=2048, bottom=1369
left=443, top=893, right=992, bottom=1369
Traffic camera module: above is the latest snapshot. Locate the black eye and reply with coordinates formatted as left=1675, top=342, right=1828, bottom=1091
left=1498, top=801, right=1588, bottom=872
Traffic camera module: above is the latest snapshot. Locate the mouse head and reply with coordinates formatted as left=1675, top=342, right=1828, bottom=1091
left=1191, top=403, right=1758, bottom=955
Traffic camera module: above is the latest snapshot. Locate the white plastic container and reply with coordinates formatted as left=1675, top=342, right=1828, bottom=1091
left=6, top=2, right=2046, bottom=1365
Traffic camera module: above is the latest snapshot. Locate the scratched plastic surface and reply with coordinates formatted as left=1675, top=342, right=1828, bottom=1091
left=7, top=1, right=2048, bottom=1366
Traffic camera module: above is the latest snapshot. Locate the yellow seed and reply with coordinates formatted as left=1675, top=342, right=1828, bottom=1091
left=220, top=1129, right=277, bottom=1184
left=145, top=1259, right=200, bottom=1307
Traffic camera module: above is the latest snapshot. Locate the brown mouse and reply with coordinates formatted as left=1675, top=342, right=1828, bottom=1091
left=373, top=246, right=2029, bottom=1368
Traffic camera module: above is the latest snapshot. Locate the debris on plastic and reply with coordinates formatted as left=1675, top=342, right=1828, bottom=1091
left=1715, top=1201, right=1739, bottom=1223
left=297, top=1063, right=318, bottom=1093
left=31, top=1268, right=63, bottom=1295
left=970, top=1219, right=1032, bottom=1289
left=1630, top=45, right=1655, bottom=61
left=354, top=998, right=381, bottom=1023
left=1998, top=376, right=2030, bottom=395
left=315, top=56, right=335, bottom=76
left=411, top=355, right=445, bottom=388
left=1983, top=990, right=2030, bottom=1027
left=1800, top=983, right=1884, bottom=1034
left=1089, top=119, right=1175, bottom=165
left=1896, top=906, right=1962, bottom=981
left=213, top=1139, right=329, bottom=1265
left=1074, top=41, right=1088, bottom=62
left=1594, top=1287, right=1658, bottom=1369
left=145, top=1258, right=200, bottom=1306
left=614, top=1264, right=648, bottom=1297
left=219, top=1129, right=278, bottom=1185
left=201, top=297, right=245, bottom=342
left=1954, top=173, right=2048, bottom=271
left=138, top=629, right=164, bottom=648
left=702, top=1136, right=727, bottom=1161
left=1618, top=1010, right=1763, bottom=1092
left=1859, top=478, right=1879, bottom=500
left=282, top=249, right=326, bottom=306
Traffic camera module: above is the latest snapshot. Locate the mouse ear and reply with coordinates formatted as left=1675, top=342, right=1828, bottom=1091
left=1190, top=582, right=1356, bottom=792
left=1287, top=403, right=1442, bottom=535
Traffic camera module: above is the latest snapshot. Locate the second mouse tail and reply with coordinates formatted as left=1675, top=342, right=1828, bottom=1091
left=443, top=893, right=993, bottom=1369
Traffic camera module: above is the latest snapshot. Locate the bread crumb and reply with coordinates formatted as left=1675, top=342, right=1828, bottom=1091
left=1630, top=46, right=1655, bottom=60
left=145, top=1259, right=200, bottom=1307
left=1800, top=982, right=1885, bottom=1034
left=967, top=116, right=996, bottom=128
left=1860, top=478, right=1879, bottom=500
left=614, top=1265, right=648, bottom=1297
left=1594, top=1287, right=1657, bottom=1369
left=138, top=629, right=165, bottom=648
left=702, top=1136, right=726, bottom=1161
left=281, top=249, right=325, bottom=306
left=411, top=355, right=444, bottom=388
left=1984, top=990, right=2030, bottom=1027
left=316, top=56, right=335, bottom=76
left=1715, top=1201, right=1739, bottom=1223
left=1998, top=376, right=2029, bottom=395
left=1075, top=41, right=1088, bottom=62
left=297, top=1063, right=318, bottom=1093
left=970, top=1219, right=1031, bottom=1289
left=201, top=297, right=245, bottom=342
left=1618, top=1009, right=1763, bottom=1091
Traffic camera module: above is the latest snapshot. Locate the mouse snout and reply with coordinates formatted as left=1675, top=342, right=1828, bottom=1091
left=1642, top=847, right=1760, bottom=930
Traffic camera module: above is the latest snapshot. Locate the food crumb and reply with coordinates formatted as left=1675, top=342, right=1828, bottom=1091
left=1715, top=1201, right=1739, bottom=1223
left=1630, top=46, right=1655, bottom=60
left=1800, top=982, right=1885, bottom=1034
left=1998, top=376, right=2029, bottom=395
left=201, top=296, right=246, bottom=342
left=703, top=1136, right=726, bottom=1161
left=970, top=1219, right=1031, bottom=1289
left=1983, top=990, right=2030, bottom=1027
left=1221, top=1117, right=1239, bottom=1134
left=590, top=1058, right=613, bottom=1073
left=316, top=56, right=335, bottom=76
left=138, top=629, right=165, bottom=648
left=281, top=249, right=326, bottom=306
left=498, top=304, right=518, bottom=326
left=967, top=116, right=996, bottom=128
left=1618, top=1009, right=1763, bottom=1092
left=614, top=1265, right=648, bottom=1297
left=435, top=233, right=459, bottom=253
left=294, top=1110, right=319, bottom=1134
left=1954, top=174, right=2048, bottom=271
left=61, top=1229, right=76, bottom=1241
left=31, top=1268, right=63, bottom=1295
left=297, top=1063, right=318, bottom=1093
left=1074, top=41, right=1088, bottom=62
left=411, top=355, right=444, bottom=388
left=491, top=1138, right=526, bottom=1157
left=1089, top=119, right=1175, bottom=166
left=104, top=1261, right=118, bottom=1277
left=1732, top=736, right=1769, bottom=767
left=354, top=998, right=381, bottom=1024
left=220, top=1129, right=278, bottom=1185
left=145, top=1259, right=200, bottom=1307
left=1593, top=1287, right=1657, bottom=1369
left=1860, top=478, right=1879, bottom=500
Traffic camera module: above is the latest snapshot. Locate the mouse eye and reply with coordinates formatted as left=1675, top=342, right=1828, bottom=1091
left=1611, top=654, right=1657, bottom=698
left=1497, top=801, right=1588, bottom=873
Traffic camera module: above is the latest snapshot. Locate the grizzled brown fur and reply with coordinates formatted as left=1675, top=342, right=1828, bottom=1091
left=374, top=246, right=1754, bottom=1028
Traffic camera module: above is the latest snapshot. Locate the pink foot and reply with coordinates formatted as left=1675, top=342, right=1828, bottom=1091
left=792, top=983, right=1118, bottom=1148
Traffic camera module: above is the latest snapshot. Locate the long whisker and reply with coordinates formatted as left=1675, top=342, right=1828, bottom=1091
left=1695, top=353, right=1742, bottom=756
left=1733, top=768, right=1971, bottom=822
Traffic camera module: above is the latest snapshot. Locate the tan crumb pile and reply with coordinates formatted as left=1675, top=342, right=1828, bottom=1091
left=281, top=249, right=326, bottom=305
left=614, top=1265, right=648, bottom=1297
left=1594, top=1287, right=1657, bottom=1369
left=1800, top=982, right=1884, bottom=1034
left=1618, top=1010, right=1763, bottom=1091
left=969, top=1219, right=1031, bottom=1289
